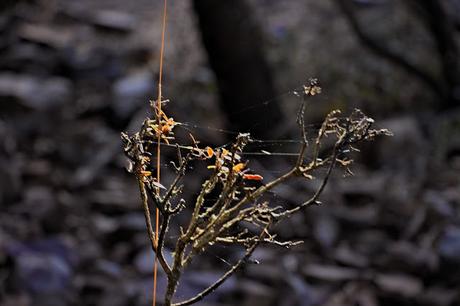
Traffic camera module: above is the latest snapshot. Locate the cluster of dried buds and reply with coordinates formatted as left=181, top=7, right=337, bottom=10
left=121, top=111, right=179, bottom=198
left=206, top=136, right=263, bottom=182
left=142, top=110, right=178, bottom=145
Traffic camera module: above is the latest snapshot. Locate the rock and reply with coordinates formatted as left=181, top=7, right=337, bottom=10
left=112, top=71, right=154, bottom=120
left=333, top=243, right=369, bottom=268
left=0, top=119, right=21, bottom=202
left=94, top=259, right=123, bottom=278
left=323, top=282, right=378, bottom=306
left=373, top=117, right=427, bottom=211
left=334, top=201, right=378, bottom=225
left=283, top=274, right=316, bottom=306
left=73, top=138, right=120, bottom=187
left=0, top=43, right=60, bottom=74
left=282, top=254, right=299, bottom=272
left=238, top=279, right=273, bottom=306
left=6, top=238, right=75, bottom=294
left=375, top=273, right=423, bottom=298
left=438, top=226, right=460, bottom=264
left=88, top=177, right=138, bottom=211
left=353, top=230, right=389, bottom=257
left=0, top=73, right=72, bottom=112
left=119, top=212, right=146, bottom=231
left=17, top=23, right=73, bottom=49
left=420, top=286, right=458, bottom=306
left=312, top=214, right=339, bottom=249
left=90, top=10, right=137, bottom=33
left=77, top=240, right=103, bottom=264
left=0, top=294, right=31, bottom=306
left=91, top=214, right=118, bottom=234
left=23, top=185, right=56, bottom=219
left=0, top=158, right=21, bottom=203
left=384, top=240, right=438, bottom=272
left=302, top=264, right=359, bottom=282
left=62, top=44, right=123, bottom=80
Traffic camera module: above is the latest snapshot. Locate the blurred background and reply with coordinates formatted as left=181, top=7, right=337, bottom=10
left=1, top=0, right=460, bottom=305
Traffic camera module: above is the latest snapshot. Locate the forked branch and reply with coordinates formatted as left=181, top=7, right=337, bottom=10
left=121, top=79, right=391, bottom=306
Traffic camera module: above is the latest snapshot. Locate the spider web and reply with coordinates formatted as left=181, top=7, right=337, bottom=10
left=148, top=81, right=346, bottom=280
left=157, top=82, right=341, bottom=159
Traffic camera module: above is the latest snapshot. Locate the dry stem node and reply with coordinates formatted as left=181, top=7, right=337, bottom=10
left=121, top=79, right=391, bottom=306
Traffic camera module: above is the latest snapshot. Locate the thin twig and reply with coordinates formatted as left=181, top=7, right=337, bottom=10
left=334, top=0, right=443, bottom=98
left=172, top=225, right=269, bottom=306
left=153, top=0, right=169, bottom=304
left=122, top=79, right=390, bottom=305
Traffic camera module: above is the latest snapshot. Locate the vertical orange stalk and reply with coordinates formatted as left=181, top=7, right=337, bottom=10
left=154, top=0, right=168, bottom=306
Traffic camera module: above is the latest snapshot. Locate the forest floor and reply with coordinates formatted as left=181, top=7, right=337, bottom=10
left=1, top=1, right=460, bottom=306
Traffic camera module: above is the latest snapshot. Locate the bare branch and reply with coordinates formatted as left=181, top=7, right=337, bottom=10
left=172, top=225, right=269, bottom=306
left=334, top=0, right=444, bottom=98
left=122, top=83, right=391, bottom=306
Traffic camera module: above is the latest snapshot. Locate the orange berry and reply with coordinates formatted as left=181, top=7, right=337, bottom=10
left=243, top=174, right=263, bottom=181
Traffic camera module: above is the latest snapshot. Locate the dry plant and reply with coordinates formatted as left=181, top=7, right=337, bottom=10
left=121, top=79, right=392, bottom=306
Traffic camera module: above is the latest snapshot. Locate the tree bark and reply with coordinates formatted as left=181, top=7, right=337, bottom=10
left=407, top=0, right=460, bottom=110
left=193, top=0, right=283, bottom=139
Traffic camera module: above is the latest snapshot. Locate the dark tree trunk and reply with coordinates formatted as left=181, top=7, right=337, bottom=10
left=408, top=0, right=460, bottom=110
left=192, top=0, right=283, bottom=139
